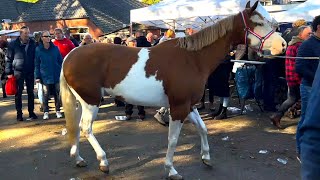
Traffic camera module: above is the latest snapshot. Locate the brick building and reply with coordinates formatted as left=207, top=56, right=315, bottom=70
left=0, top=0, right=145, bottom=40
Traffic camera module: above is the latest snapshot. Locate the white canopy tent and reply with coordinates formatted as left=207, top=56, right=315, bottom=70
left=130, top=0, right=274, bottom=30
left=0, top=30, right=20, bottom=36
left=271, top=0, right=320, bottom=23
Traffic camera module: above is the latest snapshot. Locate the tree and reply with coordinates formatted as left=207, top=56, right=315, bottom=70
left=141, top=0, right=161, bottom=5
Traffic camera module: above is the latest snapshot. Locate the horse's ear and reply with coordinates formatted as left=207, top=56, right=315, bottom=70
left=245, top=1, right=251, bottom=8
left=250, top=1, right=259, bottom=13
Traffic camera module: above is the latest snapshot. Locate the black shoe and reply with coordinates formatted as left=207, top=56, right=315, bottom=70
left=3, top=95, right=7, bottom=98
left=212, top=104, right=223, bottom=117
left=28, top=112, right=38, bottom=120
left=17, top=114, right=23, bottom=121
left=138, top=114, right=145, bottom=120
left=215, top=107, right=228, bottom=120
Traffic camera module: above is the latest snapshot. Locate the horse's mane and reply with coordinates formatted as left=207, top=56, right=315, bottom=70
left=178, top=14, right=235, bottom=51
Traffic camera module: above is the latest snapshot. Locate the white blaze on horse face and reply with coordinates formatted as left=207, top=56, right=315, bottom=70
left=105, top=48, right=169, bottom=107
left=249, top=14, right=286, bottom=55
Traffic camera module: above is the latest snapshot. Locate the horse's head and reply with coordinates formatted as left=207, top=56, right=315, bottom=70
left=241, top=1, right=287, bottom=55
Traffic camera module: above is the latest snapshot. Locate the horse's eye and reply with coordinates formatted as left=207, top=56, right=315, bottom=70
left=257, top=22, right=264, bottom=26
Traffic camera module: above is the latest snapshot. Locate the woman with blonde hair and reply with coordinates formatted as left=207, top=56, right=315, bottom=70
left=159, top=29, right=176, bottom=44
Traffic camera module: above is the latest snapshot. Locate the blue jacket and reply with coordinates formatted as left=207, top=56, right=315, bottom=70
left=5, top=37, right=37, bottom=76
left=300, top=63, right=320, bottom=180
left=295, top=35, right=320, bottom=87
left=35, top=42, right=62, bottom=85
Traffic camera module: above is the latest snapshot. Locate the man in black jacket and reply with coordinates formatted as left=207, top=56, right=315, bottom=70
left=125, top=30, right=150, bottom=120
left=5, top=26, right=38, bottom=121
left=295, top=15, right=320, bottom=155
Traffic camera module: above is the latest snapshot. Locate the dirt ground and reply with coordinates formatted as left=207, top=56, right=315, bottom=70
left=0, top=92, right=301, bottom=180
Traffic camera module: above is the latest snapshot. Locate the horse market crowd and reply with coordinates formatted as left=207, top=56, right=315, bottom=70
left=0, top=15, right=320, bottom=179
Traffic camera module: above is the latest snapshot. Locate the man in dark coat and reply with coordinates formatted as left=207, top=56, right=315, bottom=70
left=5, top=26, right=38, bottom=121
left=295, top=15, right=320, bottom=155
left=125, top=30, right=150, bottom=120
left=135, top=30, right=151, bottom=48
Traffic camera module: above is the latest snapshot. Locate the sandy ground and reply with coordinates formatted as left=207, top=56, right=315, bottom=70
left=0, top=92, right=301, bottom=180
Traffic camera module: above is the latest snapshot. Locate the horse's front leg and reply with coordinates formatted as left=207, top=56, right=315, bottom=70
left=165, top=105, right=188, bottom=180
left=81, top=103, right=109, bottom=173
left=188, top=107, right=212, bottom=166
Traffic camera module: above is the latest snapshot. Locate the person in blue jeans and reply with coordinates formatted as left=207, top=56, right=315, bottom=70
left=295, top=15, right=320, bottom=155
left=300, top=63, right=320, bottom=180
left=35, top=31, right=63, bottom=120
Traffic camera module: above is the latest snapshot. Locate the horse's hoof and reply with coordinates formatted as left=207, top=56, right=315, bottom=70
left=202, top=158, right=213, bottom=167
left=76, top=160, right=87, bottom=167
left=99, top=165, right=110, bottom=174
left=168, top=174, right=184, bottom=180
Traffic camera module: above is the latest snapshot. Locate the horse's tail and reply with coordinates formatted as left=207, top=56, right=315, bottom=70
left=60, top=69, right=80, bottom=145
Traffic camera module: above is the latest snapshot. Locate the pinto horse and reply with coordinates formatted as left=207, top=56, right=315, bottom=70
left=60, top=2, right=286, bottom=179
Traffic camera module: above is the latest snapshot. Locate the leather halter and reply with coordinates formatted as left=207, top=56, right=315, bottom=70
left=241, top=11, right=274, bottom=54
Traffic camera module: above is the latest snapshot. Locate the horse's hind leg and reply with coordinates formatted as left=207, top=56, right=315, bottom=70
left=188, top=107, right=212, bottom=166
left=70, top=111, right=87, bottom=167
left=80, top=101, right=109, bottom=173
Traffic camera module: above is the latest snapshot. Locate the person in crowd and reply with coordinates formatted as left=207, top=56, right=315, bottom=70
left=197, top=83, right=215, bottom=111
left=153, top=34, right=160, bottom=46
left=64, top=28, right=79, bottom=47
left=207, top=54, right=234, bottom=120
left=5, top=26, right=38, bottom=121
left=300, top=63, right=320, bottom=180
left=146, top=32, right=154, bottom=45
left=153, top=30, right=190, bottom=125
left=0, top=35, right=8, bottom=98
left=125, top=31, right=149, bottom=120
left=52, top=28, right=75, bottom=58
left=111, top=36, right=126, bottom=107
left=33, top=31, right=44, bottom=111
left=135, top=30, right=152, bottom=47
left=282, top=19, right=307, bottom=43
left=186, top=28, right=195, bottom=36
left=35, top=31, right=63, bottom=120
left=159, top=29, right=175, bottom=44
left=126, top=36, right=136, bottom=47
left=0, top=35, right=8, bottom=50
left=102, top=38, right=112, bottom=44
left=80, top=33, right=94, bottom=46
left=296, top=15, right=320, bottom=155
left=270, top=25, right=312, bottom=128
left=113, top=36, right=122, bottom=45
left=154, top=30, right=191, bottom=125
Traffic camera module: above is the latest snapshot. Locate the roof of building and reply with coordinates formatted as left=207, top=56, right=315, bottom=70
left=5, top=0, right=146, bottom=34
left=0, top=0, right=32, bottom=21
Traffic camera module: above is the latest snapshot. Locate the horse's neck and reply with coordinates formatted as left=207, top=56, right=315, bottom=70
left=196, top=33, right=234, bottom=77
